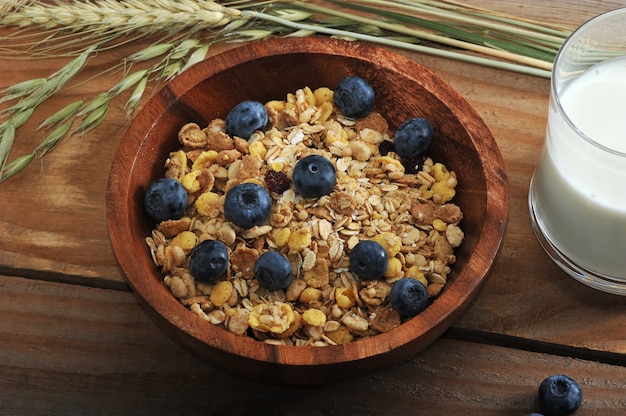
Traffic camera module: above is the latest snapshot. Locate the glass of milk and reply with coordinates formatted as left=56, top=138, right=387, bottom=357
left=529, top=8, right=626, bottom=294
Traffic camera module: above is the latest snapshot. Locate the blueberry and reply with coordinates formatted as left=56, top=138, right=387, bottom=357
left=538, top=375, right=582, bottom=416
left=393, top=117, right=434, bottom=159
left=225, top=100, right=268, bottom=140
left=224, top=183, right=271, bottom=229
left=349, top=240, right=388, bottom=281
left=333, top=76, right=375, bottom=119
left=390, top=278, right=428, bottom=319
left=292, top=154, right=337, bottom=198
left=144, top=177, right=188, bottom=223
left=189, top=240, right=229, bottom=283
left=254, top=251, right=294, bottom=291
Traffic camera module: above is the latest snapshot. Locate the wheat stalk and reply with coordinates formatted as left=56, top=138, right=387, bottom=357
left=0, top=0, right=571, bottom=183
left=1, top=0, right=240, bottom=32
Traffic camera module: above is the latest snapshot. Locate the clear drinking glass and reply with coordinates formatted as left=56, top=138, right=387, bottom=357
left=529, top=8, right=626, bottom=294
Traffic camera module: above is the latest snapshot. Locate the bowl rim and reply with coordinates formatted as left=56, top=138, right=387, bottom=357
left=107, top=36, right=508, bottom=368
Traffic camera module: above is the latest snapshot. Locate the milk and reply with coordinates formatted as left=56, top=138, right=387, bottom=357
left=530, top=56, right=626, bottom=279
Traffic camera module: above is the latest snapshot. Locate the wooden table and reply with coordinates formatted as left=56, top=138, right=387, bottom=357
left=2, top=1, right=626, bottom=414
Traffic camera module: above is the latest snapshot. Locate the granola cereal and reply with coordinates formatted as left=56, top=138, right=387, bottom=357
left=145, top=84, right=464, bottom=346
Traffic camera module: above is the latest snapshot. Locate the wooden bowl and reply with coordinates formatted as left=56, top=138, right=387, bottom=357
left=106, top=37, right=508, bottom=385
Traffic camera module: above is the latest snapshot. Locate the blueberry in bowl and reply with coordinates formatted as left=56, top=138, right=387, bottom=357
left=333, top=75, right=375, bottom=118
left=224, top=100, right=268, bottom=140
left=292, top=154, right=337, bottom=199
left=188, top=239, right=229, bottom=284
left=144, top=177, right=188, bottom=222
left=224, top=182, right=272, bottom=229
left=393, top=117, right=434, bottom=159
left=106, top=36, right=508, bottom=385
left=254, top=251, right=294, bottom=291
left=390, top=278, right=429, bottom=319
left=349, top=240, right=388, bottom=281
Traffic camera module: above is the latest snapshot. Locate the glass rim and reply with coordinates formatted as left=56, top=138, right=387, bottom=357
left=552, top=7, right=626, bottom=158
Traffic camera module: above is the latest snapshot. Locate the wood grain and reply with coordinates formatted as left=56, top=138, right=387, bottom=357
left=2, top=274, right=626, bottom=416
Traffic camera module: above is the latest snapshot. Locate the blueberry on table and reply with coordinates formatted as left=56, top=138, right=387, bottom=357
left=333, top=76, right=375, bottom=119
left=393, top=117, right=434, bottom=159
left=390, top=278, right=428, bottom=319
left=254, top=251, right=294, bottom=291
left=224, top=182, right=272, bottom=229
left=225, top=100, right=268, bottom=140
left=292, top=154, right=337, bottom=198
left=144, top=177, right=188, bottom=223
left=189, top=240, right=229, bottom=283
left=538, top=374, right=582, bottom=416
left=349, top=240, right=388, bottom=281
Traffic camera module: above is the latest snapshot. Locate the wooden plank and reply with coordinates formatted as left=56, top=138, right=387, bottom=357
left=1, top=274, right=626, bottom=415
left=0, top=45, right=136, bottom=287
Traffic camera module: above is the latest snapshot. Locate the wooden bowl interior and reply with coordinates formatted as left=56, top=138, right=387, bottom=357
left=107, top=37, right=507, bottom=385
